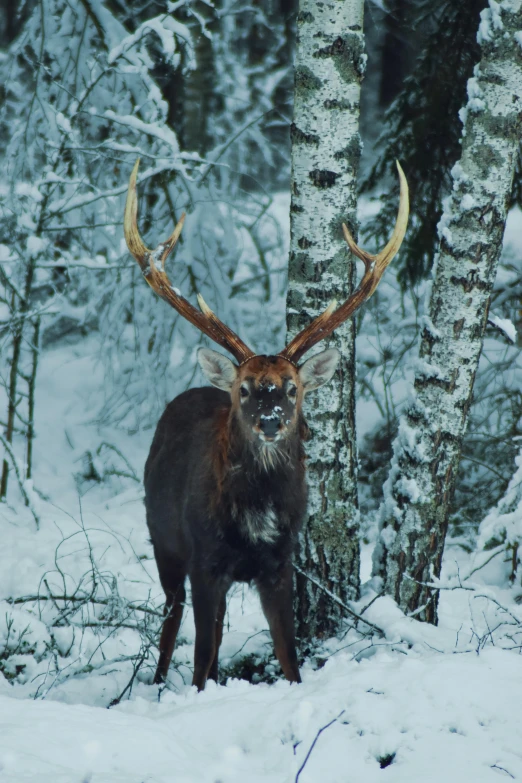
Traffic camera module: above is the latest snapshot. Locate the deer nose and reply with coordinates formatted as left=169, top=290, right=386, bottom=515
left=259, top=414, right=281, bottom=439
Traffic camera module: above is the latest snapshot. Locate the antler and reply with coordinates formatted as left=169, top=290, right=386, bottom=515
left=124, top=159, right=255, bottom=364
left=280, top=161, right=409, bottom=364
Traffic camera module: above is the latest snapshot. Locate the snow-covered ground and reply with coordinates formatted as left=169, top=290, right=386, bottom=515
left=1, top=335, right=522, bottom=782
left=2, top=645, right=521, bottom=782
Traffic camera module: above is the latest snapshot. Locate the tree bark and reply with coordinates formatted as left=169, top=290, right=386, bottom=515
left=373, top=0, right=522, bottom=623
left=287, top=0, right=365, bottom=640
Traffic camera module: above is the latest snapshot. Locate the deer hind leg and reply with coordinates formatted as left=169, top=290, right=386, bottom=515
left=190, top=572, right=228, bottom=691
left=257, top=564, right=301, bottom=684
left=154, top=561, right=186, bottom=685
left=208, top=594, right=227, bottom=684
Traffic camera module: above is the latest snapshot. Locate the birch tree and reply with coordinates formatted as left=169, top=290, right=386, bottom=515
left=373, top=0, right=522, bottom=623
left=287, top=0, right=365, bottom=639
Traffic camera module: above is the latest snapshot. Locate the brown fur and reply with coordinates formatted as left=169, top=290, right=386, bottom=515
left=209, top=356, right=304, bottom=506
left=209, top=406, right=232, bottom=510
left=235, top=356, right=300, bottom=392
left=145, top=365, right=308, bottom=690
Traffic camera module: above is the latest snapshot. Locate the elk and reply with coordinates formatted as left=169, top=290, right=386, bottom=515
left=124, top=160, right=408, bottom=691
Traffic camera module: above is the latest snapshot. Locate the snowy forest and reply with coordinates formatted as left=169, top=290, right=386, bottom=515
left=1, top=0, right=522, bottom=779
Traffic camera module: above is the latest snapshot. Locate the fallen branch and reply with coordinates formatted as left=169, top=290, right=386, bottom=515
left=7, top=592, right=163, bottom=618
left=294, top=565, right=384, bottom=636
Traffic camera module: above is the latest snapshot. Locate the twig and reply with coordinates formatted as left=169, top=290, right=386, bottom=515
left=294, top=565, right=384, bottom=636
left=491, top=764, right=514, bottom=779
left=358, top=591, right=385, bottom=616
left=35, top=654, right=138, bottom=699
left=295, top=710, right=345, bottom=783
left=402, top=573, right=475, bottom=592
left=25, top=317, right=40, bottom=481
left=464, top=547, right=504, bottom=580
left=0, top=434, right=39, bottom=526
left=108, top=644, right=151, bottom=707
left=7, top=593, right=163, bottom=617
left=472, top=594, right=522, bottom=626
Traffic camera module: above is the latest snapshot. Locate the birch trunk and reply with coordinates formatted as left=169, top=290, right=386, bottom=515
left=287, top=0, right=365, bottom=639
left=374, top=0, right=522, bottom=623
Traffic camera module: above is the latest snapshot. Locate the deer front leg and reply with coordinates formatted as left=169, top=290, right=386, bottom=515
left=190, top=571, right=228, bottom=691
left=153, top=560, right=186, bottom=685
left=257, top=564, right=301, bottom=684
left=208, top=593, right=227, bottom=684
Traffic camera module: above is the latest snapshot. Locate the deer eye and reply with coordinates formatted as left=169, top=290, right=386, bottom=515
left=287, top=385, right=297, bottom=399
left=240, top=385, right=249, bottom=399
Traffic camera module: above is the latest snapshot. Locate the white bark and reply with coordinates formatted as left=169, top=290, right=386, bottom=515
left=287, top=0, right=365, bottom=638
left=374, top=0, right=522, bottom=622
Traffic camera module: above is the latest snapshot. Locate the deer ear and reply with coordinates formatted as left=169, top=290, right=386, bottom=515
left=197, top=347, right=238, bottom=391
left=299, top=348, right=340, bottom=391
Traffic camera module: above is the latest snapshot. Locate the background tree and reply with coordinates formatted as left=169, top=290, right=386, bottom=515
left=358, top=0, right=522, bottom=564
left=362, top=0, right=487, bottom=284
left=373, top=0, right=522, bottom=622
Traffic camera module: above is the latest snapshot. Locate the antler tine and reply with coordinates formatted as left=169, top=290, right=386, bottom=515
left=124, top=159, right=150, bottom=269
left=124, top=159, right=255, bottom=364
left=124, top=159, right=186, bottom=271
left=280, top=161, right=409, bottom=364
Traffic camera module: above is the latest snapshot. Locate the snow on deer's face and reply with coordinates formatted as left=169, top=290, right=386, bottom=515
left=235, top=356, right=301, bottom=444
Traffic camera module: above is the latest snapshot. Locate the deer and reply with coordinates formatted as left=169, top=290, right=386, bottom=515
left=123, top=160, right=408, bottom=691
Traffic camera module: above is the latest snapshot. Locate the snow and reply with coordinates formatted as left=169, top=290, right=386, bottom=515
left=488, top=314, right=517, bottom=342
left=1, top=638, right=522, bottom=782
left=55, top=111, right=73, bottom=134
left=0, top=245, right=11, bottom=263
left=1, top=330, right=521, bottom=781
left=14, top=182, right=43, bottom=201
left=103, top=111, right=181, bottom=154
left=477, top=1, right=504, bottom=44
left=436, top=195, right=454, bottom=244
left=410, top=357, right=446, bottom=381
left=439, top=224, right=453, bottom=245
left=379, top=525, right=396, bottom=549
left=466, top=76, right=486, bottom=113
left=478, top=446, right=522, bottom=552
left=419, top=314, right=441, bottom=340
left=460, top=193, right=476, bottom=211
left=451, top=162, right=469, bottom=185
left=260, top=411, right=279, bottom=420
left=458, top=106, right=468, bottom=134
left=26, top=236, right=47, bottom=255
left=108, top=15, right=189, bottom=68
left=394, top=476, right=421, bottom=502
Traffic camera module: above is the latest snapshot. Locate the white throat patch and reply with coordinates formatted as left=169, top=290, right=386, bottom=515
left=233, top=504, right=280, bottom=545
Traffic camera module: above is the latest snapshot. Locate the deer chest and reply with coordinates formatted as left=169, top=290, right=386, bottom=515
left=231, top=502, right=280, bottom=545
